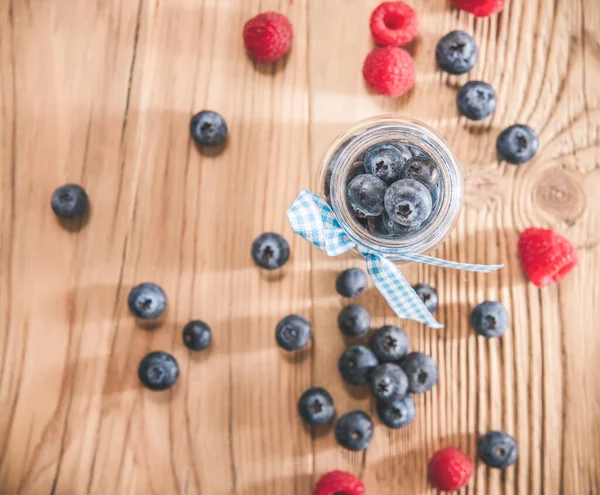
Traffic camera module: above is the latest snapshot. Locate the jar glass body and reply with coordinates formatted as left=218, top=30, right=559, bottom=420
left=318, top=116, right=463, bottom=260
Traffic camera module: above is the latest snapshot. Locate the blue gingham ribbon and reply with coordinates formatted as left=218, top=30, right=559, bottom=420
left=286, top=190, right=503, bottom=328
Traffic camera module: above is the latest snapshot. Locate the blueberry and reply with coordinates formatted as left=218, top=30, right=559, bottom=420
left=436, top=30, right=478, bottom=75
left=251, top=232, right=290, bottom=270
left=338, top=345, right=379, bottom=385
left=384, top=179, right=432, bottom=227
left=336, top=268, right=368, bottom=298
left=408, top=144, right=427, bottom=158
left=364, top=143, right=404, bottom=184
left=413, top=283, right=438, bottom=313
left=400, top=352, right=438, bottom=393
left=457, top=81, right=497, bottom=121
left=381, top=211, right=418, bottom=236
left=399, top=156, right=440, bottom=191
left=497, top=124, right=539, bottom=165
left=367, top=215, right=392, bottom=237
left=138, top=351, right=179, bottom=391
left=338, top=304, right=371, bottom=337
left=182, top=320, right=212, bottom=351
left=128, top=283, right=167, bottom=319
left=377, top=395, right=416, bottom=429
left=348, top=161, right=366, bottom=182
left=470, top=301, right=509, bottom=338
left=51, top=184, right=89, bottom=220
left=391, top=142, right=413, bottom=162
left=298, top=387, right=335, bottom=425
left=371, top=363, right=409, bottom=403
left=334, top=410, right=374, bottom=451
left=369, top=325, right=409, bottom=362
left=346, top=174, right=387, bottom=217
left=190, top=110, right=228, bottom=147
left=478, top=431, right=518, bottom=469
left=275, top=314, right=312, bottom=351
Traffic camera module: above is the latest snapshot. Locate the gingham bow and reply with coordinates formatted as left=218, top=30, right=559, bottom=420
left=286, top=190, right=503, bottom=328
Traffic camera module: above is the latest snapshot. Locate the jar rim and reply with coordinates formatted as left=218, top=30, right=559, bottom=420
left=325, top=116, right=463, bottom=258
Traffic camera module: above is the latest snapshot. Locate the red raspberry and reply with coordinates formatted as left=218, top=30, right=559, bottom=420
left=518, top=227, right=578, bottom=287
left=363, top=46, right=415, bottom=97
left=370, top=2, right=419, bottom=47
left=243, top=12, right=293, bottom=62
left=313, top=470, right=365, bottom=495
left=451, top=0, right=506, bottom=17
left=428, top=447, right=474, bottom=492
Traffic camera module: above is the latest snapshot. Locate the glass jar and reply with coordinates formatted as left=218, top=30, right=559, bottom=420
left=319, top=116, right=463, bottom=260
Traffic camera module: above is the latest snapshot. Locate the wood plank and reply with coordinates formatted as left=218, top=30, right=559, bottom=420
left=0, top=0, right=599, bottom=493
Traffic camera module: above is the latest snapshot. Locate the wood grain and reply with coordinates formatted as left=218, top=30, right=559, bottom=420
left=1, top=0, right=599, bottom=493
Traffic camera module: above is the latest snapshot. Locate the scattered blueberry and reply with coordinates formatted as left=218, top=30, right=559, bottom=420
left=336, top=268, right=368, bottom=298
left=369, top=325, right=409, bottom=362
left=251, top=232, right=290, bottom=270
left=346, top=174, right=387, bottom=217
left=51, top=184, right=89, bottom=220
left=334, top=410, right=374, bottom=451
left=190, top=110, right=228, bottom=147
left=470, top=301, right=509, bottom=338
left=457, top=81, right=497, bottom=120
left=377, top=395, right=416, bottom=429
left=436, top=30, right=478, bottom=75
left=298, top=387, right=336, bottom=425
left=364, top=143, right=404, bottom=184
left=182, top=320, right=212, bottom=351
left=478, top=430, right=518, bottom=469
left=413, top=283, right=439, bottom=313
left=497, top=124, right=539, bottom=165
left=138, top=351, right=179, bottom=391
left=338, top=345, right=379, bottom=385
left=128, top=283, right=167, bottom=319
left=384, top=179, right=432, bottom=227
left=400, top=352, right=438, bottom=393
left=275, top=314, right=312, bottom=351
left=399, top=156, right=440, bottom=191
left=371, top=363, right=409, bottom=403
left=338, top=304, right=371, bottom=337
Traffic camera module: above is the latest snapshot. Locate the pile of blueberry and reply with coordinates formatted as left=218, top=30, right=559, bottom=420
left=344, top=142, right=440, bottom=238
left=251, top=238, right=513, bottom=452
left=262, top=256, right=441, bottom=450
left=436, top=30, right=539, bottom=165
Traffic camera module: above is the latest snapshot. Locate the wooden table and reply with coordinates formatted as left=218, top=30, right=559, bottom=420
left=1, top=0, right=599, bottom=493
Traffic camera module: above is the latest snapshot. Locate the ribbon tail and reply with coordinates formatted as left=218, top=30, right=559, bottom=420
left=286, top=189, right=356, bottom=256
left=366, top=253, right=444, bottom=329
left=398, top=252, right=503, bottom=273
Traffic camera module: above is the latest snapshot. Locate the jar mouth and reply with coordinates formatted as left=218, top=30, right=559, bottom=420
left=327, top=116, right=463, bottom=258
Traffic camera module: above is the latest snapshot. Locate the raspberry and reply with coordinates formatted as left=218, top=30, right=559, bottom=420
left=370, top=2, right=419, bottom=47
left=363, top=47, right=415, bottom=97
left=518, top=227, right=578, bottom=287
left=313, top=470, right=365, bottom=495
left=451, top=0, right=506, bottom=17
left=243, top=12, right=293, bottom=62
left=428, top=447, right=474, bottom=492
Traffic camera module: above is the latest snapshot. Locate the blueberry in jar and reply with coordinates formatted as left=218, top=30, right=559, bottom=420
left=384, top=179, right=432, bottom=227
left=346, top=174, right=387, bottom=217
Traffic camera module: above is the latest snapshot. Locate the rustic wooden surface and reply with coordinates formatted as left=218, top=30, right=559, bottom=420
left=1, top=0, right=599, bottom=493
